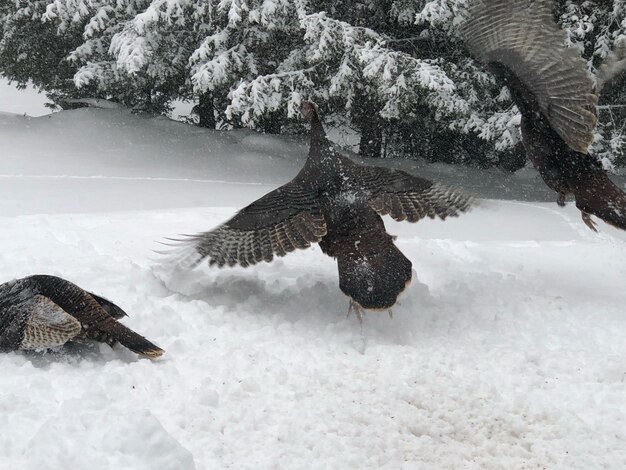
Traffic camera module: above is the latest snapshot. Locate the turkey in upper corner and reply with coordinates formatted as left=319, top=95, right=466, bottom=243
left=0, top=275, right=164, bottom=358
left=168, top=101, right=473, bottom=320
left=459, top=0, right=626, bottom=232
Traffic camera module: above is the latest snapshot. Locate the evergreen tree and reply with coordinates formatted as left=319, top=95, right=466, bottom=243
left=2, top=0, right=626, bottom=167
left=0, top=1, right=84, bottom=103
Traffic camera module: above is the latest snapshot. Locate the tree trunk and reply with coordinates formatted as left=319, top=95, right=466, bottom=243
left=197, top=92, right=216, bottom=129
left=358, top=104, right=383, bottom=159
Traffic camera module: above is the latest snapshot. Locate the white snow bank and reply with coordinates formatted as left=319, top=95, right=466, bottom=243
left=4, top=108, right=625, bottom=216
left=0, top=109, right=306, bottom=215
left=0, top=78, right=51, bottom=116
left=1, top=109, right=625, bottom=469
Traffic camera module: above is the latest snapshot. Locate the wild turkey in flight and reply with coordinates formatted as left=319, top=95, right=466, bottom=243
left=171, top=102, right=472, bottom=319
left=460, top=0, right=626, bottom=232
left=0, top=275, right=164, bottom=357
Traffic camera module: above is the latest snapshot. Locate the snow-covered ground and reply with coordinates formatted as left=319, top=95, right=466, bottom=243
left=1, top=108, right=626, bottom=469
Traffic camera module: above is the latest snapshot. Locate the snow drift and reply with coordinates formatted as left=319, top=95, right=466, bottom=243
left=1, top=109, right=625, bottom=469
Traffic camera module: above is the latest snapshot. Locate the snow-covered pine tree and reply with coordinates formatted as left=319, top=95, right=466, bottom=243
left=0, top=0, right=159, bottom=110
left=226, top=7, right=477, bottom=161
left=67, top=0, right=310, bottom=128
left=2, top=0, right=626, bottom=167
left=50, top=0, right=180, bottom=113
left=188, top=0, right=309, bottom=130
left=0, top=1, right=85, bottom=104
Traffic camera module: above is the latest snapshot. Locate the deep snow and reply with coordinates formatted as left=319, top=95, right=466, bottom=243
left=0, top=108, right=625, bottom=469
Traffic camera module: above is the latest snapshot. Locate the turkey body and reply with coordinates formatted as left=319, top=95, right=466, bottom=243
left=520, top=111, right=626, bottom=229
left=460, top=0, right=626, bottom=231
left=0, top=275, right=163, bottom=357
left=301, top=146, right=413, bottom=310
left=174, top=102, right=472, bottom=315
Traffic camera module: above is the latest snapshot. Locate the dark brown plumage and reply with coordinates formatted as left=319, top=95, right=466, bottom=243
left=459, top=0, right=626, bottom=232
left=172, top=102, right=473, bottom=317
left=0, top=275, right=163, bottom=358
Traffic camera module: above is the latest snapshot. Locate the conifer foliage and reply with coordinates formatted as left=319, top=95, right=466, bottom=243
left=1, top=1, right=625, bottom=167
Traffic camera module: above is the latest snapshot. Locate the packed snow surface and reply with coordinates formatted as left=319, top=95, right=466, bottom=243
left=1, top=109, right=626, bottom=469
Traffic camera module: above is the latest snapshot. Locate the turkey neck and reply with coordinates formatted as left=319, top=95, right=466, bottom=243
left=308, top=109, right=326, bottom=146
left=302, top=111, right=354, bottom=185
left=301, top=110, right=373, bottom=234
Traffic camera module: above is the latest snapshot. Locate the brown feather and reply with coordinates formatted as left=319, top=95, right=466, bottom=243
left=1, top=276, right=164, bottom=357
left=459, top=0, right=598, bottom=154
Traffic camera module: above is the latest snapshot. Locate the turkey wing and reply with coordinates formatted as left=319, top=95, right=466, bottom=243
left=172, top=180, right=327, bottom=268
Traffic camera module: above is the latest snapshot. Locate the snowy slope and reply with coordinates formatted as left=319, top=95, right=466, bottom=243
left=1, top=110, right=626, bottom=469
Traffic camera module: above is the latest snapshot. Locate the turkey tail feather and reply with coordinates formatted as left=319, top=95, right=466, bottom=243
left=459, top=0, right=598, bottom=153
left=88, top=292, right=128, bottom=320
left=337, top=233, right=412, bottom=310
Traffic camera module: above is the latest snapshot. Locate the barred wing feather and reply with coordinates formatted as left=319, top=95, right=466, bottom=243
left=459, top=0, right=598, bottom=153
left=175, top=181, right=327, bottom=268
left=357, top=166, right=473, bottom=222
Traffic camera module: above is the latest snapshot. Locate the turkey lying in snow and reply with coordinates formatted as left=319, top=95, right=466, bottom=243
left=169, top=102, right=473, bottom=320
left=0, top=275, right=163, bottom=357
left=460, top=0, right=626, bottom=232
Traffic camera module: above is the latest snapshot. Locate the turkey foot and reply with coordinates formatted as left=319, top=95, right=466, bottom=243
left=347, top=300, right=364, bottom=323
left=347, top=301, right=394, bottom=322
left=582, top=211, right=598, bottom=232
